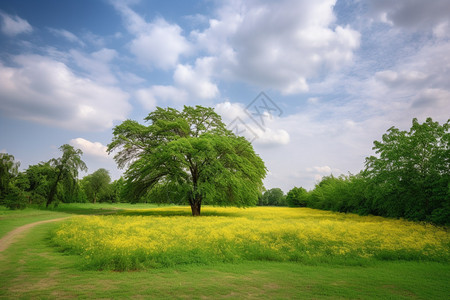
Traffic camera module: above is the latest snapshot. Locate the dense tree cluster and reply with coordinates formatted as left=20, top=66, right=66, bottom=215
left=285, top=118, right=449, bottom=225
left=0, top=145, right=125, bottom=209
left=258, top=188, right=286, bottom=206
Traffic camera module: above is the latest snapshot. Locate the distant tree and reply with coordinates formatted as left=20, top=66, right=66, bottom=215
left=259, top=188, right=286, bottom=206
left=286, top=187, right=308, bottom=207
left=81, top=168, right=111, bottom=203
left=108, top=106, right=267, bottom=216
left=109, top=177, right=126, bottom=203
left=25, top=162, right=56, bottom=205
left=0, top=153, right=20, bottom=204
left=46, top=145, right=87, bottom=208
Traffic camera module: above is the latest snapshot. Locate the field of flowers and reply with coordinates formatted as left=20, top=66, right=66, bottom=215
left=51, top=207, right=450, bottom=270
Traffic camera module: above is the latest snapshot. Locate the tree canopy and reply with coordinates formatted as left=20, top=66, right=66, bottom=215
left=259, top=188, right=286, bottom=206
left=108, top=105, right=267, bottom=216
left=46, top=144, right=87, bottom=208
left=81, top=168, right=111, bottom=203
left=0, top=153, right=20, bottom=201
left=364, top=117, right=449, bottom=221
left=301, top=117, right=449, bottom=224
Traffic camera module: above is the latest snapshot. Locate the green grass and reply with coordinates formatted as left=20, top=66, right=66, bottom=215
left=0, top=203, right=165, bottom=237
left=1, top=204, right=449, bottom=299
left=0, top=207, right=69, bottom=238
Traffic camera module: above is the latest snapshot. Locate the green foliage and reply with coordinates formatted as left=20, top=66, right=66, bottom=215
left=22, top=162, right=55, bottom=205
left=259, top=188, right=286, bottom=206
left=46, top=144, right=87, bottom=208
left=0, top=153, right=20, bottom=205
left=80, top=168, right=111, bottom=203
left=108, top=106, right=267, bottom=216
left=307, top=174, right=369, bottom=213
left=3, top=182, right=28, bottom=210
left=364, top=117, right=449, bottom=223
left=286, top=187, right=309, bottom=207
left=305, top=118, right=449, bottom=225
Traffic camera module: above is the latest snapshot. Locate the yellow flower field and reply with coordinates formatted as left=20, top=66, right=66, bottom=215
left=51, top=207, right=450, bottom=270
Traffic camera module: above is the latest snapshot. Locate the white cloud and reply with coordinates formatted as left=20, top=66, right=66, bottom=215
left=70, top=138, right=109, bottom=158
left=173, top=58, right=219, bottom=100
left=129, top=18, right=190, bottom=70
left=0, top=12, right=32, bottom=36
left=215, top=101, right=247, bottom=121
left=0, top=55, right=131, bottom=131
left=111, top=1, right=190, bottom=70
left=215, top=101, right=290, bottom=146
left=48, top=28, right=85, bottom=46
left=137, top=58, right=219, bottom=107
left=70, top=48, right=118, bottom=85
left=362, top=41, right=450, bottom=125
left=192, top=0, right=360, bottom=94
left=135, top=85, right=187, bottom=110
left=253, top=127, right=290, bottom=146
left=307, top=166, right=331, bottom=174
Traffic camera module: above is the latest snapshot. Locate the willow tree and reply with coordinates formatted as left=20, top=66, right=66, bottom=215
left=46, top=144, right=87, bottom=208
left=108, top=106, right=267, bottom=216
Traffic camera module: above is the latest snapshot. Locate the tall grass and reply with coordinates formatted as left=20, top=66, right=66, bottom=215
left=50, top=207, right=450, bottom=270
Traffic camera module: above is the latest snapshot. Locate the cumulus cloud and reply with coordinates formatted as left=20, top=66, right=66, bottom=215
left=111, top=1, right=190, bottom=70
left=0, top=12, right=32, bottom=36
left=215, top=101, right=290, bottom=146
left=136, top=58, right=219, bottom=107
left=0, top=55, right=131, bottom=131
left=135, top=85, right=187, bottom=110
left=70, top=138, right=109, bottom=158
left=192, top=0, right=360, bottom=94
left=173, top=58, right=219, bottom=100
left=129, top=18, right=190, bottom=70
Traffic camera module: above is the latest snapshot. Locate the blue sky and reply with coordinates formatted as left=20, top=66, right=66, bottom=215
left=1, top=0, right=449, bottom=192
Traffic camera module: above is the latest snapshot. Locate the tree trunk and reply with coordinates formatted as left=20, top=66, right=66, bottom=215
left=190, top=200, right=201, bottom=216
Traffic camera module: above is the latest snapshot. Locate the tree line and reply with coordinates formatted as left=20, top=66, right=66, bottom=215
left=285, top=118, right=449, bottom=225
left=1, top=111, right=448, bottom=223
left=0, top=145, right=125, bottom=209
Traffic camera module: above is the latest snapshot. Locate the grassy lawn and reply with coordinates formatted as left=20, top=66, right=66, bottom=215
left=1, top=204, right=449, bottom=299
left=0, top=203, right=162, bottom=237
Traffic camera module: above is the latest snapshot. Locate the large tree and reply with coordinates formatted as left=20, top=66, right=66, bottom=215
left=108, top=106, right=267, bottom=216
left=46, top=144, right=87, bottom=208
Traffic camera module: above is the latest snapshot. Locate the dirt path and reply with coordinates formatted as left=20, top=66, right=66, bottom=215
left=0, top=217, right=70, bottom=252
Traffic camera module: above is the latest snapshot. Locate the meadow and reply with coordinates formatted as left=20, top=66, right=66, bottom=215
left=1, top=204, right=449, bottom=299
left=50, top=206, right=450, bottom=270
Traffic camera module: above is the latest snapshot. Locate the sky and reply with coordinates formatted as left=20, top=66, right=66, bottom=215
left=0, top=0, right=449, bottom=192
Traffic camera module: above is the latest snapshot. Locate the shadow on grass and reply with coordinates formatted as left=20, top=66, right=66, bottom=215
left=45, top=205, right=122, bottom=216
left=118, top=208, right=242, bottom=218
left=38, top=203, right=244, bottom=217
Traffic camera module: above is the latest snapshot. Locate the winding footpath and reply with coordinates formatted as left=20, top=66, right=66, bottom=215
left=0, top=217, right=70, bottom=252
